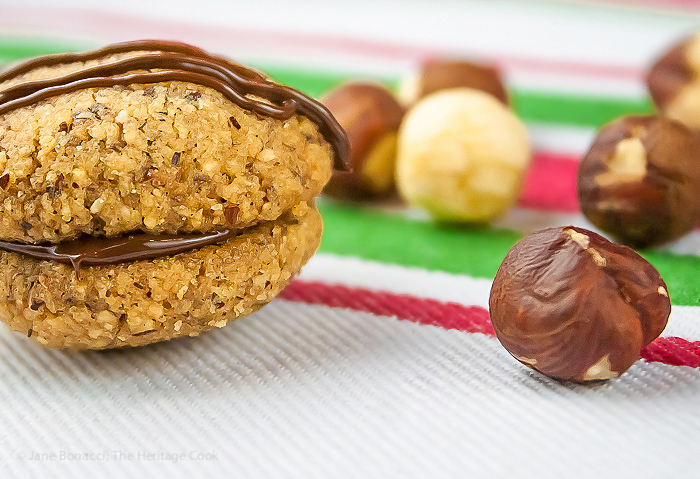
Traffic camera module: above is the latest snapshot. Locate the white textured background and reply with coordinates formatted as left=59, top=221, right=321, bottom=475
left=3, top=295, right=700, bottom=478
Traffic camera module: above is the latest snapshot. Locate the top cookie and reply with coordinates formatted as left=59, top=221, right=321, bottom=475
left=0, top=41, right=348, bottom=242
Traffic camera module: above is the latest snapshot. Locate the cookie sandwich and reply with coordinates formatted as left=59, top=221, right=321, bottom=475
left=0, top=40, right=348, bottom=349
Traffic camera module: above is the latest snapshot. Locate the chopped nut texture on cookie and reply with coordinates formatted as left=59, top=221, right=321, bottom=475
left=0, top=40, right=348, bottom=349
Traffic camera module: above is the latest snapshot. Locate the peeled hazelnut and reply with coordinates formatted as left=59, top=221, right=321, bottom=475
left=321, top=82, right=404, bottom=199
left=647, top=34, right=700, bottom=129
left=489, top=226, right=671, bottom=383
left=395, top=88, right=530, bottom=222
left=400, top=59, right=508, bottom=106
left=577, top=114, right=700, bottom=248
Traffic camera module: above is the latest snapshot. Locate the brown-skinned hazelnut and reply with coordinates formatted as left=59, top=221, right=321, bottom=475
left=577, top=114, right=700, bottom=248
left=647, top=34, right=700, bottom=129
left=320, top=82, right=404, bottom=200
left=489, top=226, right=671, bottom=383
left=400, top=59, right=508, bottom=106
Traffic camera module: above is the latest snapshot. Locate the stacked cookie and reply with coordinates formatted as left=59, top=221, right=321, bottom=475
left=0, top=40, right=348, bottom=349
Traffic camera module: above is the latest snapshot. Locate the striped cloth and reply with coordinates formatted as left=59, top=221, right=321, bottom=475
left=1, top=1, right=700, bottom=478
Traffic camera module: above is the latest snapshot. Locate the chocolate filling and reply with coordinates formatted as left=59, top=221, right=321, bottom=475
left=0, top=40, right=349, bottom=170
left=0, top=41, right=346, bottom=271
left=0, top=229, right=240, bottom=275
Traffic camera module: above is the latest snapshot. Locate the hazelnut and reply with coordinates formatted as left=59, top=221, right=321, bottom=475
left=577, top=114, right=700, bottom=248
left=400, top=59, right=508, bottom=106
left=395, top=88, right=530, bottom=222
left=647, top=34, right=700, bottom=129
left=321, top=82, right=404, bottom=199
left=489, top=226, right=671, bottom=383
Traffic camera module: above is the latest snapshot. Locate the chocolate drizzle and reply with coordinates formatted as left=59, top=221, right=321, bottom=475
left=0, top=40, right=349, bottom=170
left=0, top=229, right=239, bottom=275
left=0, top=41, right=344, bottom=270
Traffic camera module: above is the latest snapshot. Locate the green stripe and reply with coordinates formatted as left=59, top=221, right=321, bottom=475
left=318, top=201, right=700, bottom=307
left=251, top=65, right=391, bottom=103
left=0, top=38, right=87, bottom=62
left=510, top=91, right=652, bottom=128
left=257, top=65, right=654, bottom=128
left=0, top=36, right=653, bottom=129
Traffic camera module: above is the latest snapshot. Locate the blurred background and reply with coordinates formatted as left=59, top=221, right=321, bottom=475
left=2, top=1, right=700, bottom=478
left=2, top=0, right=698, bottom=196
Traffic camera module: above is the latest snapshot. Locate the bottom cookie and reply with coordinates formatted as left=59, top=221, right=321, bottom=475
left=0, top=201, right=322, bottom=349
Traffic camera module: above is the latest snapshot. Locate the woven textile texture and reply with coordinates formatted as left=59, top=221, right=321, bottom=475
left=1, top=0, right=700, bottom=477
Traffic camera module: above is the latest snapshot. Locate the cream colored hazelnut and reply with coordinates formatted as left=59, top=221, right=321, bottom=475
left=321, top=82, right=404, bottom=199
left=395, top=88, right=530, bottom=222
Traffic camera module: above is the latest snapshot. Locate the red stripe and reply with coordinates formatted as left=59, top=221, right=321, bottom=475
left=280, top=279, right=495, bottom=335
left=519, top=151, right=580, bottom=213
left=641, top=337, right=700, bottom=368
left=0, top=6, right=643, bottom=81
left=519, top=153, right=700, bottom=232
left=597, top=0, right=700, bottom=8
left=280, top=279, right=700, bottom=370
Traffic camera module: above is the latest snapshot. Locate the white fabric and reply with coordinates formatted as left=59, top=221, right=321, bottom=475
left=525, top=124, right=597, bottom=155
left=2, top=253, right=700, bottom=478
left=2, top=299, right=700, bottom=478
